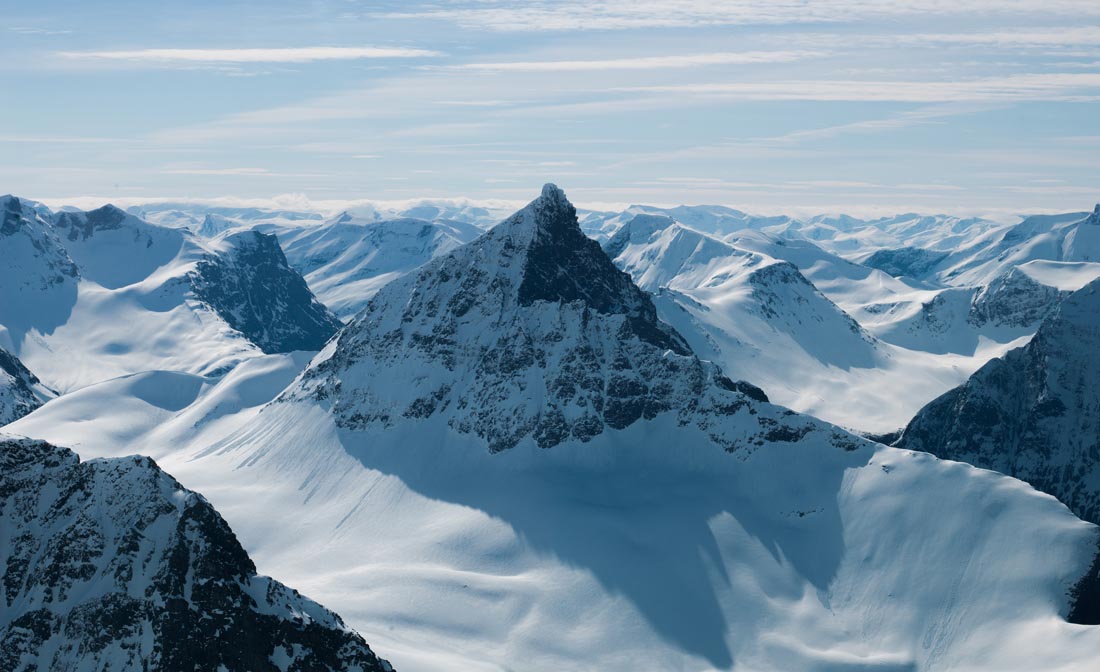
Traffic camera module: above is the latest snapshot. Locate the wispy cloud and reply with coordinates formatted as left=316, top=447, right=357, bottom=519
left=621, top=73, right=1100, bottom=102
left=762, top=105, right=990, bottom=143
left=908, top=26, right=1100, bottom=48
left=158, top=167, right=331, bottom=178
left=9, top=26, right=72, bottom=36
left=159, top=167, right=273, bottom=175
left=383, top=0, right=1100, bottom=32
left=57, top=46, right=441, bottom=64
left=442, top=50, right=822, bottom=71
left=0, top=135, right=118, bottom=144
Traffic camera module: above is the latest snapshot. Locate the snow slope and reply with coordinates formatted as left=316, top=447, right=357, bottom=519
left=11, top=186, right=1100, bottom=672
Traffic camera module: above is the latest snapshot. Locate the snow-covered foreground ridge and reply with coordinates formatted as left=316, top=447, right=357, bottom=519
left=13, top=185, right=1100, bottom=670
left=0, top=436, right=393, bottom=672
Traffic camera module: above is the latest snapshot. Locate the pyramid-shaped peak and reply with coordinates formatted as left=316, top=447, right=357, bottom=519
left=499, top=183, right=579, bottom=243
left=1088, top=203, right=1100, bottom=225
left=539, top=182, right=568, bottom=203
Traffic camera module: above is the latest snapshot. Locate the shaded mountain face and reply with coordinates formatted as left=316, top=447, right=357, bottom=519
left=862, top=247, right=949, bottom=280
left=290, top=184, right=812, bottom=453
left=0, top=197, right=79, bottom=341
left=0, top=437, right=393, bottom=672
left=0, top=348, right=53, bottom=426
left=968, top=267, right=1066, bottom=328
left=897, top=278, right=1100, bottom=524
left=190, top=231, right=343, bottom=354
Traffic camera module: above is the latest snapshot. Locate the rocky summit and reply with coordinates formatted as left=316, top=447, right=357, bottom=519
left=289, top=184, right=835, bottom=453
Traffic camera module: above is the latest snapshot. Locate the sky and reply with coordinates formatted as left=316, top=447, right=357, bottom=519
left=3, top=0, right=1099, bottom=217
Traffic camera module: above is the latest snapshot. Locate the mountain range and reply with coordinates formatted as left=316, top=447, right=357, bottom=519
left=2, top=186, right=1100, bottom=670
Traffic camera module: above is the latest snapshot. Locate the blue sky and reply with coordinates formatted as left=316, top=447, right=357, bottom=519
left=3, top=0, right=1099, bottom=215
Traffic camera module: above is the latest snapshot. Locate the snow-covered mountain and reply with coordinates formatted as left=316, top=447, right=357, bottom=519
left=598, top=213, right=1030, bottom=431
left=581, top=204, right=793, bottom=241
left=13, top=185, right=1100, bottom=671
left=0, top=196, right=338, bottom=392
left=128, top=203, right=322, bottom=235
left=0, top=347, right=53, bottom=426
left=129, top=198, right=514, bottom=237
left=259, top=213, right=482, bottom=320
left=0, top=436, right=393, bottom=671
left=897, top=277, right=1100, bottom=525
left=792, top=212, right=1003, bottom=256
left=289, top=184, right=780, bottom=452
left=856, top=205, right=1100, bottom=291
left=601, top=214, right=892, bottom=424
left=190, top=230, right=343, bottom=353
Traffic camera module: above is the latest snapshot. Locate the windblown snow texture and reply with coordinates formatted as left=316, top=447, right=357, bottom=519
left=0, top=437, right=393, bottom=672
left=898, top=278, right=1100, bottom=525
left=189, top=230, right=343, bottom=353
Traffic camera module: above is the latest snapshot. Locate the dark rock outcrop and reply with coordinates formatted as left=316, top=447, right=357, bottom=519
left=0, top=348, right=52, bottom=426
left=190, top=230, right=343, bottom=353
left=0, top=437, right=393, bottom=671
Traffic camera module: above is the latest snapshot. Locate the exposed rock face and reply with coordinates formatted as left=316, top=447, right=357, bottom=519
left=897, top=278, right=1100, bottom=524
left=290, top=185, right=847, bottom=454
left=52, top=205, right=130, bottom=242
left=0, top=437, right=393, bottom=672
left=968, top=268, right=1065, bottom=328
left=862, top=246, right=948, bottom=279
left=0, top=349, right=52, bottom=426
left=0, top=196, right=79, bottom=311
left=190, top=230, right=343, bottom=353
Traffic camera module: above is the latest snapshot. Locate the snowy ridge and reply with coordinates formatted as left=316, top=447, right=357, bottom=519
left=601, top=212, right=1017, bottom=432
left=0, top=196, right=338, bottom=392
left=898, top=277, right=1100, bottom=525
left=260, top=214, right=482, bottom=320
left=0, top=436, right=392, bottom=672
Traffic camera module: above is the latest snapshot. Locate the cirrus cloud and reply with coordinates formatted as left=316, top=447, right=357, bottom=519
left=440, top=50, right=823, bottom=72
left=57, top=46, right=441, bottom=64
